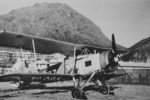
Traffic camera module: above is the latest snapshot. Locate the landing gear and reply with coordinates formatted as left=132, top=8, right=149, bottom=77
left=99, top=86, right=109, bottom=94
left=71, top=72, right=116, bottom=99
left=71, top=72, right=96, bottom=99
left=93, top=78, right=115, bottom=95
left=99, top=85, right=115, bottom=95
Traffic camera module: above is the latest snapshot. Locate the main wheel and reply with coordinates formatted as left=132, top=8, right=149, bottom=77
left=71, top=87, right=83, bottom=99
left=100, top=86, right=109, bottom=94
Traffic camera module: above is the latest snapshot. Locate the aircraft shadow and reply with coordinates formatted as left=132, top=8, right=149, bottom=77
left=21, top=84, right=104, bottom=94
left=32, top=90, right=69, bottom=95
left=20, top=84, right=74, bottom=90
left=0, top=84, right=119, bottom=96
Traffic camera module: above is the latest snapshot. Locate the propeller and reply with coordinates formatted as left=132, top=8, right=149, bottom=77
left=112, top=33, right=117, bottom=57
left=108, top=34, right=118, bottom=62
left=102, top=33, right=126, bottom=73
left=104, top=34, right=119, bottom=73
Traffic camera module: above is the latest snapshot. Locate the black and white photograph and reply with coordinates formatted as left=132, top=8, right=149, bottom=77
left=0, top=0, right=150, bottom=100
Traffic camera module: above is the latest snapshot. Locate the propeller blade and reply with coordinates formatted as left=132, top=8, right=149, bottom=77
left=112, top=33, right=117, bottom=55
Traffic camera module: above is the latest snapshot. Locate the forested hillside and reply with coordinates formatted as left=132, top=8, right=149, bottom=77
left=0, top=3, right=112, bottom=48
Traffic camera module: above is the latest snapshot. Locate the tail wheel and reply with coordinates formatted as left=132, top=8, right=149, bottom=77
left=71, top=87, right=83, bottom=99
left=100, top=86, right=109, bottom=94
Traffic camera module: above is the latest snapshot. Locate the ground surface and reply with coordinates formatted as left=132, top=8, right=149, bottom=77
left=0, top=82, right=150, bottom=100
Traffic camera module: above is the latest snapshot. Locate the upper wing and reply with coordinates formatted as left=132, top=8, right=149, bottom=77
left=0, top=31, right=78, bottom=56
left=0, top=31, right=126, bottom=56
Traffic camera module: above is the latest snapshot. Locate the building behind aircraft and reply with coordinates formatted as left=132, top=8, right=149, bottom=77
left=0, top=50, right=65, bottom=74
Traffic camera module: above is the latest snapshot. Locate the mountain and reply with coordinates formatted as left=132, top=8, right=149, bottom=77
left=121, top=36, right=150, bottom=62
left=0, top=3, right=113, bottom=49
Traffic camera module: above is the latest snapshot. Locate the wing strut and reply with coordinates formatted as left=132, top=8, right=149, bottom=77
left=73, top=46, right=77, bottom=74
left=32, top=39, right=36, bottom=61
left=20, top=46, right=23, bottom=58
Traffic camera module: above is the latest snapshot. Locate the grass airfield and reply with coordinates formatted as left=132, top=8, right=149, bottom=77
left=0, top=82, right=150, bottom=100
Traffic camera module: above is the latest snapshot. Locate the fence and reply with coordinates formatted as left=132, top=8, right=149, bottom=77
left=112, top=66, right=150, bottom=85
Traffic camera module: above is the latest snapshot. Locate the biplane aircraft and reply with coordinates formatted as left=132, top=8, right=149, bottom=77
left=0, top=30, right=126, bottom=99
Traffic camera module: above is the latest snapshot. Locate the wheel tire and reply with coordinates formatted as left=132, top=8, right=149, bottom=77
left=101, top=86, right=109, bottom=94
left=71, top=87, right=83, bottom=99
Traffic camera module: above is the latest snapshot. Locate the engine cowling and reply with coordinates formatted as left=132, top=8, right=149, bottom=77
left=99, top=34, right=120, bottom=73
left=100, top=51, right=111, bottom=69
left=100, top=51, right=118, bottom=72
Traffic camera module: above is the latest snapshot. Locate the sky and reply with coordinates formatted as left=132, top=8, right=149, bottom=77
left=0, top=0, right=150, bottom=47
